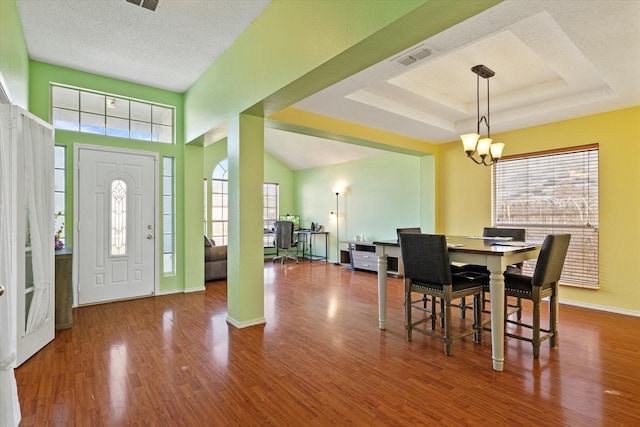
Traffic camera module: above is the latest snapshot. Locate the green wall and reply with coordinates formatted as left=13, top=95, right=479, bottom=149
left=0, top=0, right=29, bottom=107
left=28, top=61, right=193, bottom=293
left=438, top=106, right=640, bottom=314
left=294, top=152, right=423, bottom=263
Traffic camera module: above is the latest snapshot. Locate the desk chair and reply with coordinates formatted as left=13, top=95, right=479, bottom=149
left=504, top=234, right=571, bottom=358
left=273, top=220, right=298, bottom=264
left=399, top=233, right=483, bottom=356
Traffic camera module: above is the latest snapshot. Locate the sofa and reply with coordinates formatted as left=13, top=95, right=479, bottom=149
left=205, top=236, right=227, bottom=281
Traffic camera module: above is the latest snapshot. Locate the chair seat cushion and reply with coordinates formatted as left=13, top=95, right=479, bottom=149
left=412, top=274, right=484, bottom=293
left=504, top=273, right=553, bottom=294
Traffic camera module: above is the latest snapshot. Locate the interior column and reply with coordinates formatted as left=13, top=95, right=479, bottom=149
left=226, top=112, right=266, bottom=328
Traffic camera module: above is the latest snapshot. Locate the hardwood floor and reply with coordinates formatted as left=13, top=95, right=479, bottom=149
left=16, top=260, right=640, bottom=426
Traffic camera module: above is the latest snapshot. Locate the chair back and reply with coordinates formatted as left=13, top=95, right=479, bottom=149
left=275, top=221, right=294, bottom=250
left=399, top=233, right=451, bottom=286
left=483, top=227, right=525, bottom=241
left=396, top=227, right=422, bottom=243
left=532, top=234, right=571, bottom=287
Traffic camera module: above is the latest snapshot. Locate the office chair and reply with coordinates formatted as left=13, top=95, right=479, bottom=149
left=273, top=220, right=298, bottom=264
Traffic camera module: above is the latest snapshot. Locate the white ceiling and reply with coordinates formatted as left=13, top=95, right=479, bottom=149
left=15, top=0, right=640, bottom=170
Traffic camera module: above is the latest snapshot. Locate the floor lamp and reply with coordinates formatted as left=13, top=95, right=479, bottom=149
left=331, top=187, right=342, bottom=265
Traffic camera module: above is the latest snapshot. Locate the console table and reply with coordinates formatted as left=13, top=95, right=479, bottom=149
left=342, top=241, right=403, bottom=277
left=54, top=247, right=73, bottom=330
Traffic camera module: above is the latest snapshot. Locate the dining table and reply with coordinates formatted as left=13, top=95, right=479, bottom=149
left=373, top=235, right=541, bottom=372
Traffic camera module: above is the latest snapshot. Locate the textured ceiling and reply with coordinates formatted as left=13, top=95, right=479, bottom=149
left=14, top=0, right=640, bottom=170
left=16, top=0, right=271, bottom=93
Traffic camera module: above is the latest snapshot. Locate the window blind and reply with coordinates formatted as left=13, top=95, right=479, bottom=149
left=493, top=145, right=599, bottom=287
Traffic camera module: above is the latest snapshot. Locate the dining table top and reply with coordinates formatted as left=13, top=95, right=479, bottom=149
left=372, top=235, right=541, bottom=255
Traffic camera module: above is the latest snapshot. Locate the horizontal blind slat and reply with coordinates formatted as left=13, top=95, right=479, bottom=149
left=493, top=148, right=599, bottom=287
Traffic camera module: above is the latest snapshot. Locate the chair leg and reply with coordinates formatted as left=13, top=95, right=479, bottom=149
left=549, top=293, right=558, bottom=348
left=460, top=297, right=466, bottom=319
left=516, top=296, right=523, bottom=320
left=532, top=300, right=541, bottom=359
left=473, top=293, right=482, bottom=344
left=406, top=289, right=413, bottom=342
left=443, top=300, right=452, bottom=356
left=440, top=299, right=445, bottom=328
left=430, top=297, right=436, bottom=330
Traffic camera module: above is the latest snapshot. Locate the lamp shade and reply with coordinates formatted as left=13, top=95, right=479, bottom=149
left=461, top=133, right=480, bottom=153
left=490, top=142, right=505, bottom=160
left=477, top=138, right=493, bottom=157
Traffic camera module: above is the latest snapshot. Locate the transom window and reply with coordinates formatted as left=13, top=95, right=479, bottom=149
left=493, top=145, right=599, bottom=288
left=51, top=84, right=174, bottom=143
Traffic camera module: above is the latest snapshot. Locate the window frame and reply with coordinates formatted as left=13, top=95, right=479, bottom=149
left=50, top=84, right=175, bottom=144
left=492, top=144, right=599, bottom=288
left=208, top=159, right=279, bottom=248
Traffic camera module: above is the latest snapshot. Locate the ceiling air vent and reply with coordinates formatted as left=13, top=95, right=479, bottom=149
left=396, top=47, right=432, bottom=66
left=126, top=0, right=159, bottom=12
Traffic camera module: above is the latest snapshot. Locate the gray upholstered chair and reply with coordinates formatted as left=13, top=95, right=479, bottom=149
left=504, top=233, right=571, bottom=359
left=273, top=220, right=298, bottom=264
left=399, top=233, right=484, bottom=356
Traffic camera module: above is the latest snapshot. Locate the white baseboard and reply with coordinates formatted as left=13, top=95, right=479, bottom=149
left=158, top=289, right=182, bottom=296
left=560, top=299, right=640, bottom=317
left=159, top=286, right=204, bottom=295
left=226, top=315, right=266, bottom=329
left=184, top=286, right=205, bottom=293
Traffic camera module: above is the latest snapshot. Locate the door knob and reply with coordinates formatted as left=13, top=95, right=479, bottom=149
left=0, top=284, right=4, bottom=296
left=147, top=234, right=153, bottom=240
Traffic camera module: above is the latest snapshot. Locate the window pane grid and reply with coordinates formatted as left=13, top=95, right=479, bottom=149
left=54, top=146, right=66, bottom=244
left=211, top=178, right=229, bottom=246
left=493, top=148, right=598, bottom=287
left=51, top=84, right=174, bottom=144
left=163, top=157, right=175, bottom=274
left=263, top=183, right=279, bottom=247
left=209, top=164, right=278, bottom=248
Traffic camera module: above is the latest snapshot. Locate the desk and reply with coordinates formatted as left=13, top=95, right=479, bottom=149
left=373, top=236, right=541, bottom=372
left=295, top=231, right=328, bottom=262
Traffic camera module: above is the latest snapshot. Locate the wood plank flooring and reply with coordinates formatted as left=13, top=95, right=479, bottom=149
left=15, top=260, right=640, bottom=426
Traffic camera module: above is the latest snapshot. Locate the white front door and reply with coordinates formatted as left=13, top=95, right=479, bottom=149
left=76, top=146, right=157, bottom=305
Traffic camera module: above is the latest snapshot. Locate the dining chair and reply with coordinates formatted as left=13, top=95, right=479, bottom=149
left=273, top=220, right=298, bottom=264
left=460, top=227, right=526, bottom=320
left=399, top=233, right=484, bottom=356
left=396, top=227, right=431, bottom=310
left=396, top=227, right=462, bottom=324
left=503, top=233, right=571, bottom=359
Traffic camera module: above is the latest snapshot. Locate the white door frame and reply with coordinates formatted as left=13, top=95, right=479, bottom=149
left=73, top=144, right=160, bottom=307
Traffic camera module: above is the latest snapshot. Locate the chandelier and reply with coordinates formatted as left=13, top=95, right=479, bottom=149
left=460, top=64, right=504, bottom=166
